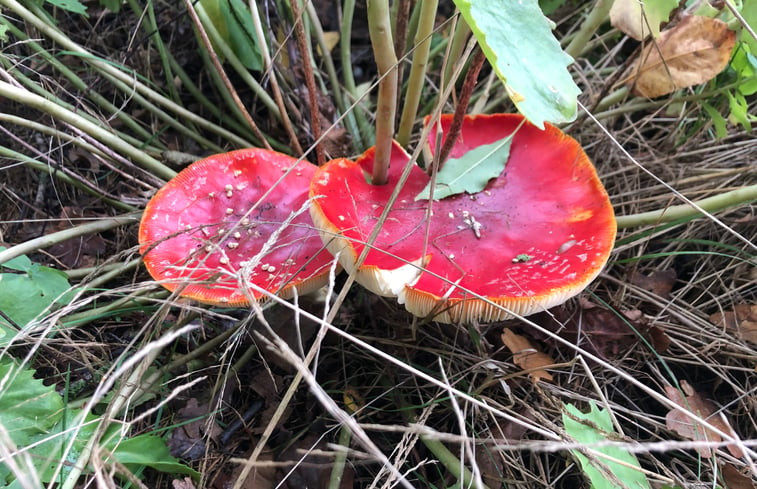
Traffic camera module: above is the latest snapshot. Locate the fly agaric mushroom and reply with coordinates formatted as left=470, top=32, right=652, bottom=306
left=309, top=113, right=616, bottom=323
left=139, top=149, right=334, bottom=306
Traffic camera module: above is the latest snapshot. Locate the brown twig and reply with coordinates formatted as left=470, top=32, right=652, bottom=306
left=437, top=47, right=485, bottom=167
left=290, top=0, right=325, bottom=165
left=182, top=0, right=272, bottom=150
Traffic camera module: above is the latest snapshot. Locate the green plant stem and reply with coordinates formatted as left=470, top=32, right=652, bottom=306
left=616, top=183, right=757, bottom=229
left=61, top=289, right=166, bottom=328
left=249, top=0, right=303, bottom=155
left=442, top=17, right=471, bottom=89
left=3, top=0, right=256, bottom=150
left=327, top=424, right=352, bottom=489
left=0, top=18, right=164, bottom=150
left=396, top=0, right=439, bottom=148
left=564, top=0, right=613, bottom=59
left=367, top=0, right=399, bottom=185
left=340, top=0, right=372, bottom=148
left=0, top=145, right=138, bottom=212
left=0, top=80, right=176, bottom=181
left=143, top=0, right=179, bottom=104
left=0, top=213, right=141, bottom=267
left=64, top=259, right=140, bottom=280
left=420, top=434, right=492, bottom=489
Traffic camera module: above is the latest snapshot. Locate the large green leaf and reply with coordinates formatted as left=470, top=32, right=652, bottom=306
left=453, top=0, right=580, bottom=128
left=0, top=248, right=74, bottom=345
left=563, top=402, right=651, bottom=489
left=111, top=435, right=200, bottom=478
left=415, top=131, right=516, bottom=201
left=0, top=357, right=64, bottom=447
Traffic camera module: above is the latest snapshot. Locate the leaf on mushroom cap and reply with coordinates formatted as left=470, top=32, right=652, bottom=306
left=139, top=149, right=334, bottom=306
left=309, top=114, right=616, bottom=323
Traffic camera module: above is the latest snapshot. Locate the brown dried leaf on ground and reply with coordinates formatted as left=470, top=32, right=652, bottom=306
left=532, top=303, right=659, bottom=357
left=629, top=267, right=677, bottom=298
left=664, top=380, right=743, bottom=458
left=501, top=328, right=554, bottom=383
left=709, top=304, right=757, bottom=344
left=721, top=463, right=757, bottom=489
left=224, top=439, right=277, bottom=489
left=168, top=397, right=222, bottom=461
left=624, top=15, right=736, bottom=98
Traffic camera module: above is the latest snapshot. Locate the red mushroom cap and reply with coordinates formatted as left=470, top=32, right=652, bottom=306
left=139, top=149, right=334, bottom=306
left=309, top=114, right=616, bottom=323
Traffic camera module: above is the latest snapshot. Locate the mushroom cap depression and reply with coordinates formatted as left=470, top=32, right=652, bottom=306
left=309, top=114, right=616, bottom=323
left=139, top=149, right=334, bottom=306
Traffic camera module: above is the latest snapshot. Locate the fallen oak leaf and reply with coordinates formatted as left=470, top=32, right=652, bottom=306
left=629, top=267, right=677, bottom=298
left=623, top=15, right=736, bottom=98
left=501, top=328, right=554, bottom=383
left=664, top=380, right=743, bottom=458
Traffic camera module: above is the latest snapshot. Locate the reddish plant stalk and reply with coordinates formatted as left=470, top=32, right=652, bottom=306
left=291, top=0, right=325, bottom=165
left=437, top=47, right=486, bottom=167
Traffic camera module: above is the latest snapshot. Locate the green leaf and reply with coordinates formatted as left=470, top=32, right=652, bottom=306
left=111, top=435, right=201, bottom=479
left=219, top=0, right=263, bottom=71
left=730, top=45, right=757, bottom=96
left=0, top=248, right=32, bottom=272
left=563, top=402, right=651, bottom=489
left=0, top=24, right=7, bottom=43
left=45, top=0, right=88, bottom=16
left=0, top=265, right=72, bottom=333
left=99, top=0, right=122, bottom=13
left=702, top=103, right=727, bottom=139
left=728, top=91, right=752, bottom=131
left=0, top=357, right=64, bottom=447
left=452, top=0, right=580, bottom=128
left=740, top=0, right=757, bottom=54
left=415, top=129, right=518, bottom=201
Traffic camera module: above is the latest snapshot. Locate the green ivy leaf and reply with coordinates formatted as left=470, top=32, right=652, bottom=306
left=452, top=0, right=580, bottom=128
left=415, top=129, right=518, bottom=201
left=563, top=402, right=651, bottom=489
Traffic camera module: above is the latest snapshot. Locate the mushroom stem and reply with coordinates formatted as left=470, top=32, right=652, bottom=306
left=437, top=48, right=486, bottom=167
left=367, top=0, right=398, bottom=185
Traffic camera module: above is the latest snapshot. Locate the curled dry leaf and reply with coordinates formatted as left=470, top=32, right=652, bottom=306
left=721, top=463, right=757, bottom=489
left=501, top=328, right=554, bottom=383
left=629, top=267, right=677, bottom=298
left=610, top=0, right=677, bottom=40
left=625, top=15, right=736, bottom=98
left=664, top=380, right=743, bottom=458
left=709, top=304, right=757, bottom=344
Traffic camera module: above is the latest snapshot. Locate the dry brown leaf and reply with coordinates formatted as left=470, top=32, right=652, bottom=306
left=721, top=463, right=757, bottom=489
left=629, top=267, right=677, bottom=298
left=501, top=328, right=554, bottom=383
left=710, top=304, right=757, bottom=344
left=664, top=380, right=743, bottom=458
left=626, top=15, right=736, bottom=98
